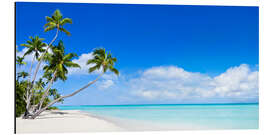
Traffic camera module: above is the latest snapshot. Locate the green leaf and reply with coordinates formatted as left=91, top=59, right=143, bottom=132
left=59, top=27, right=71, bottom=36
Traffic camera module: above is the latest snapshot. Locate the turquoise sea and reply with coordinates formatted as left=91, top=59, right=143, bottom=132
left=57, top=103, right=258, bottom=130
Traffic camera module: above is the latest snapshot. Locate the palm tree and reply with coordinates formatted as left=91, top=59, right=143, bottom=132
left=87, top=48, right=119, bottom=75
left=31, top=48, right=119, bottom=119
left=35, top=79, right=46, bottom=93
left=44, top=9, right=72, bottom=36
left=16, top=56, right=26, bottom=67
left=49, top=88, right=63, bottom=103
left=21, top=36, right=47, bottom=60
left=30, top=9, right=73, bottom=102
left=32, top=79, right=46, bottom=109
left=17, top=71, right=29, bottom=81
left=20, top=36, right=46, bottom=117
left=20, top=36, right=46, bottom=79
left=21, top=36, right=46, bottom=78
left=37, top=41, right=80, bottom=110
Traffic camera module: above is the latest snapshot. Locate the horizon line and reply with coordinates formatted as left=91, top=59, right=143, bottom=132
left=56, top=102, right=259, bottom=107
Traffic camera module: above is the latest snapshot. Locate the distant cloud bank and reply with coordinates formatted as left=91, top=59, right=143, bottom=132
left=129, top=64, right=258, bottom=102
left=63, top=52, right=259, bottom=103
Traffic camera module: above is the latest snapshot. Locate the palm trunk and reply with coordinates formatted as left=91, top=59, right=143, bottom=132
left=23, top=56, right=35, bottom=118
left=22, top=110, right=31, bottom=119
left=27, top=56, right=35, bottom=106
left=32, top=90, right=35, bottom=107
left=22, top=95, right=31, bottom=119
left=31, top=29, right=58, bottom=84
left=24, top=28, right=59, bottom=117
left=31, top=73, right=104, bottom=119
left=37, top=70, right=57, bottom=111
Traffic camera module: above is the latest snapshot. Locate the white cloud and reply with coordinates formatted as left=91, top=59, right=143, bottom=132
left=95, top=73, right=119, bottom=90
left=102, top=73, right=119, bottom=80
left=211, top=64, right=258, bottom=98
left=143, top=66, right=195, bottom=80
left=97, top=80, right=114, bottom=90
left=128, top=64, right=258, bottom=102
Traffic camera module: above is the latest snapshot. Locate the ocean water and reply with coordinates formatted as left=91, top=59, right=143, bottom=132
left=57, top=104, right=259, bottom=130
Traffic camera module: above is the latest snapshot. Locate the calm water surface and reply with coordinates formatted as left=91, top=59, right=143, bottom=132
left=57, top=104, right=258, bottom=130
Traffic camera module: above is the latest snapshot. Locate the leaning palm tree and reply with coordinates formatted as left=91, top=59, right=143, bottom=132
left=30, top=9, right=73, bottom=102
left=31, top=48, right=119, bottom=119
left=37, top=41, right=80, bottom=111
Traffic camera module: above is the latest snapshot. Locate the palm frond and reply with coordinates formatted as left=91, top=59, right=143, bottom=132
left=93, top=48, right=105, bottom=56
left=64, top=61, right=81, bottom=68
left=44, top=25, right=57, bottom=32
left=53, top=9, right=62, bottom=19
left=44, top=22, right=56, bottom=28
left=20, top=44, right=31, bottom=48
left=109, top=66, right=119, bottom=75
left=59, top=27, right=71, bottom=36
left=63, top=53, right=77, bottom=61
left=23, top=48, right=33, bottom=57
left=45, top=16, right=54, bottom=22
left=60, top=18, right=72, bottom=25
left=88, top=65, right=100, bottom=73
left=87, top=59, right=98, bottom=65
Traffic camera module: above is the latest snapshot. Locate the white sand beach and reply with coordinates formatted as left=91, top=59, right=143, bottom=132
left=16, top=110, right=125, bottom=133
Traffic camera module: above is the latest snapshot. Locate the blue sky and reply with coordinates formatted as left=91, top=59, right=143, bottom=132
left=16, top=2, right=259, bottom=105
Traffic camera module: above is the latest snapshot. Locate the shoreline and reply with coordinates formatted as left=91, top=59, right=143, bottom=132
left=16, top=110, right=126, bottom=133
left=16, top=107, right=259, bottom=133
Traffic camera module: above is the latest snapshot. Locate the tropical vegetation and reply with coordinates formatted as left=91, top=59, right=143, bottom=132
left=16, top=9, right=119, bottom=119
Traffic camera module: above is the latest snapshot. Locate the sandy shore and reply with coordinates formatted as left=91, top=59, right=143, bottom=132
left=16, top=110, right=125, bottom=133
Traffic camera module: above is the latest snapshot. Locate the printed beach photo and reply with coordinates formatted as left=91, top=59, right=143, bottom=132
left=15, top=2, right=259, bottom=133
